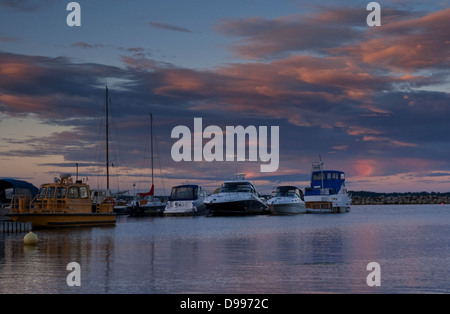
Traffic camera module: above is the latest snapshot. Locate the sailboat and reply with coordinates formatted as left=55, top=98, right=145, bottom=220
left=128, top=114, right=166, bottom=217
left=91, top=87, right=129, bottom=215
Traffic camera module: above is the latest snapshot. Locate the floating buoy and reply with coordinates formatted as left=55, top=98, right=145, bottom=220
left=24, top=231, right=38, bottom=245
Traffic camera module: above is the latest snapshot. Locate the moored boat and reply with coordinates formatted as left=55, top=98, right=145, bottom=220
left=164, top=185, right=208, bottom=216
left=267, top=186, right=306, bottom=215
left=204, top=176, right=269, bottom=216
left=128, top=195, right=166, bottom=217
left=8, top=174, right=116, bottom=228
left=128, top=114, right=167, bottom=217
left=91, top=188, right=129, bottom=215
left=304, top=158, right=351, bottom=213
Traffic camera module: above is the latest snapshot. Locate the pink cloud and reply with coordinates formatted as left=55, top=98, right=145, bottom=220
left=338, top=8, right=450, bottom=72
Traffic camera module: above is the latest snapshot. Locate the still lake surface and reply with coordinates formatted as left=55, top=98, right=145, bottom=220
left=1, top=204, right=450, bottom=294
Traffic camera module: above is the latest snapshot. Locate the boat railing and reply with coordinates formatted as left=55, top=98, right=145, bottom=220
left=307, top=201, right=332, bottom=210
left=95, top=197, right=114, bottom=213
left=9, top=195, right=33, bottom=213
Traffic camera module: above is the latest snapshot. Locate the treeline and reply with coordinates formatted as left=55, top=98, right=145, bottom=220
left=350, top=191, right=450, bottom=198
left=350, top=191, right=450, bottom=205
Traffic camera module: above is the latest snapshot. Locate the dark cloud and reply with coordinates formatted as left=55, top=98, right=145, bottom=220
left=0, top=0, right=58, bottom=12
left=71, top=42, right=105, bottom=49
left=148, top=21, right=193, bottom=33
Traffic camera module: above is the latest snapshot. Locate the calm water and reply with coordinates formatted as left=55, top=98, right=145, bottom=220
left=1, top=205, right=450, bottom=294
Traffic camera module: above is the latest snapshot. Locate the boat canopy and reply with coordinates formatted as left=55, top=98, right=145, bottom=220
left=305, top=170, right=346, bottom=196
left=169, top=185, right=199, bottom=201
left=0, top=178, right=38, bottom=204
left=273, top=186, right=304, bottom=200
left=220, top=181, right=256, bottom=194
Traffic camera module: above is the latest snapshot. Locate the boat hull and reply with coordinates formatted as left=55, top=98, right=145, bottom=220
left=269, top=203, right=307, bottom=215
left=165, top=201, right=208, bottom=217
left=305, top=201, right=350, bottom=213
left=8, top=213, right=117, bottom=229
left=129, top=204, right=165, bottom=217
left=206, top=200, right=269, bottom=216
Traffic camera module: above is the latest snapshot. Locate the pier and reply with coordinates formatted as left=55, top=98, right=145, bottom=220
left=1, top=210, right=32, bottom=233
left=0, top=220, right=32, bottom=233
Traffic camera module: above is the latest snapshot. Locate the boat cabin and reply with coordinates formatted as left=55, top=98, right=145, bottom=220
left=169, top=185, right=206, bottom=201
left=10, top=175, right=114, bottom=214
left=219, top=181, right=257, bottom=195
left=305, top=170, right=346, bottom=196
left=273, top=186, right=304, bottom=201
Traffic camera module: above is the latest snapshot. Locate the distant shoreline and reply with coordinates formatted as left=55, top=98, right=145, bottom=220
left=350, top=191, right=450, bottom=205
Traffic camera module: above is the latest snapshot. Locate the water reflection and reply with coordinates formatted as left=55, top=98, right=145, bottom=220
left=1, top=206, right=450, bottom=293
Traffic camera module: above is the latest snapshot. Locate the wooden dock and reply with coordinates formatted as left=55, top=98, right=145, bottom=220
left=0, top=220, right=32, bottom=233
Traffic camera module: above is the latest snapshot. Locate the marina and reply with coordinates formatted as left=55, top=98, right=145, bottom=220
left=1, top=204, right=450, bottom=294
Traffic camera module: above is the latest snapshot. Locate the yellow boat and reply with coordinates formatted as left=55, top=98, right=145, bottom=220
left=8, top=174, right=116, bottom=228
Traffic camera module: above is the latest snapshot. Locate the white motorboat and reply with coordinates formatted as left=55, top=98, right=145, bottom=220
left=165, top=185, right=208, bottom=216
left=304, top=158, right=351, bottom=213
left=204, top=176, right=269, bottom=216
left=267, top=186, right=306, bottom=215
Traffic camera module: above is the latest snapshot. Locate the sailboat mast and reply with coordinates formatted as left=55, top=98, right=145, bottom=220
left=150, top=113, right=154, bottom=188
left=106, top=86, right=110, bottom=190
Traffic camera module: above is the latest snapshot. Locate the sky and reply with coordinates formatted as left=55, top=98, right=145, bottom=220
left=0, top=0, right=449, bottom=195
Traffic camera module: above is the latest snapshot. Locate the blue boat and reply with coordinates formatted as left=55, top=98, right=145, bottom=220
left=304, top=159, right=351, bottom=213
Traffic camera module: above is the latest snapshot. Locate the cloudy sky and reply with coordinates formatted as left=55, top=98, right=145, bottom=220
left=0, top=0, right=449, bottom=194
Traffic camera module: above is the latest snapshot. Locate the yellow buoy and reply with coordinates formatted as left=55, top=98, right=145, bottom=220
left=24, top=232, right=38, bottom=245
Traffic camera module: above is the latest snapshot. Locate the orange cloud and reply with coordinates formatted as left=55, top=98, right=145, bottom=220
left=0, top=62, right=40, bottom=79
left=339, top=8, right=450, bottom=72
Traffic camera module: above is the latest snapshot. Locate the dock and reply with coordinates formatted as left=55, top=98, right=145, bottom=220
left=0, top=213, right=32, bottom=233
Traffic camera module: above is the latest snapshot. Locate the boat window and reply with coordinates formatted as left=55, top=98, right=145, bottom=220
left=56, top=187, right=66, bottom=199
left=170, top=186, right=197, bottom=200
left=68, top=186, right=79, bottom=199
left=47, top=186, right=56, bottom=199
left=341, top=173, right=345, bottom=179
left=38, top=187, right=47, bottom=200
left=220, top=183, right=254, bottom=193
left=327, top=173, right=332, bottom=180
left=79, top=186, right=89, bottom=199
left=313, top=173, right=324, bottom=181
left=275, top=188, right=300, bottom=198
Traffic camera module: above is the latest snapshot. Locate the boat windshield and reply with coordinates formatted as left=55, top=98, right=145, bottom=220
left=220, top=182, right=255, bottom=194
left=169, top=186, right=198, bottom=201
left=274, top=187, right=300, bottom=198
left=37, top=187, right=47, bottom=200
left=275, top=191, right=300, bottom=198
left=56, top=187, right=66, bottom=199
